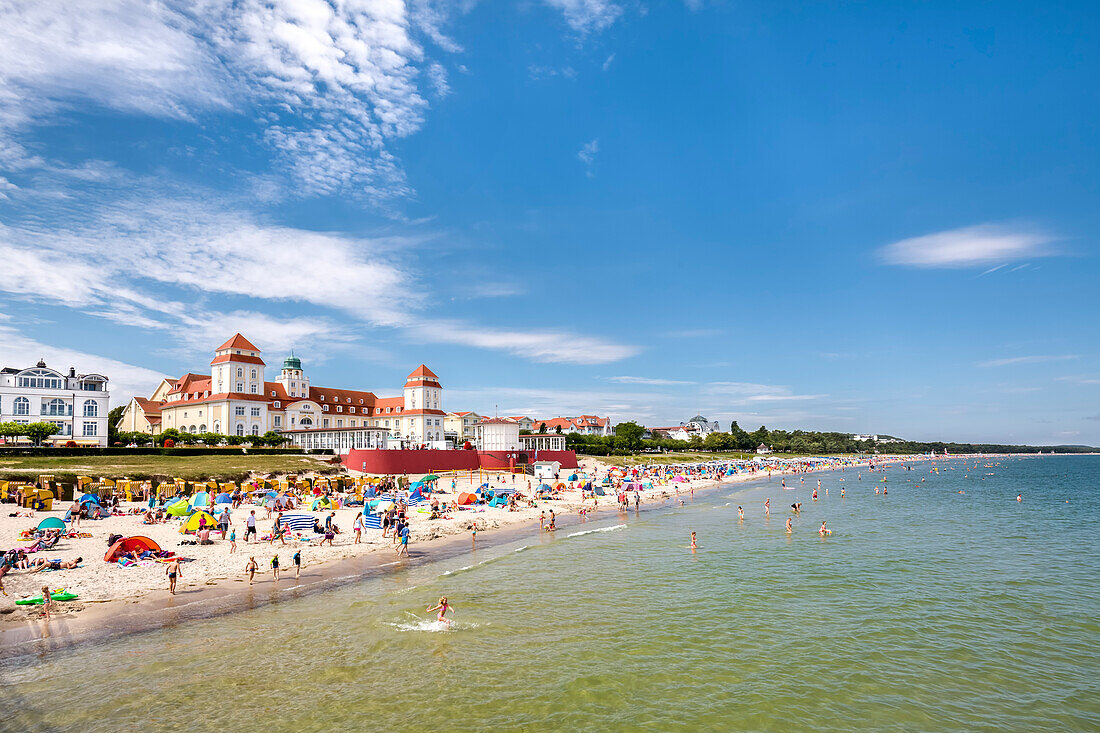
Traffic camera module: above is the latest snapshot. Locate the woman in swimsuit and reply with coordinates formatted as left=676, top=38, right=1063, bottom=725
left=690, top=532, right=697, bottom=549
left=427, top=596, right=454, bottom=626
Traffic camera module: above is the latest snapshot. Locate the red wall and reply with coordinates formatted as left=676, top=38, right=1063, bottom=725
left=344, top=448, right=579, bottom=474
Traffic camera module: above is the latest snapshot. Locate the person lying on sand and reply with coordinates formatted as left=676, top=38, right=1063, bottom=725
left=28, top=557, right=82, bottom=573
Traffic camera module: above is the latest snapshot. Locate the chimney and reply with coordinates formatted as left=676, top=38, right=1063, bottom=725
left=69, top=367, right=76, bottom=378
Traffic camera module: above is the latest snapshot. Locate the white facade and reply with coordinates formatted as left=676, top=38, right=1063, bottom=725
left=474, top=419, right=522, bottom=451
left=0, top=360, right=110, bottom=446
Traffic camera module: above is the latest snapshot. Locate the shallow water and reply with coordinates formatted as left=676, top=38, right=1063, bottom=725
left=2, top=456, right=1098, bottom=732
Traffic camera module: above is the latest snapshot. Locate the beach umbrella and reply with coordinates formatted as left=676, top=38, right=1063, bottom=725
left=37, top=517, right=67, bottom=531
left=568, top=473, right=578, bottom=482
left=419, top=474, right=439, bottom=482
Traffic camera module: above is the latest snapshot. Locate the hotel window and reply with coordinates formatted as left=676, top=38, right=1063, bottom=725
left=359, top=399, right=364, bottom=404
left=337, top=406, right=343, bottom=412
left=237, top=368, right=243, bottom=377
left=251, top=369, right=257, bottom=379
left=273, top=416, right=281, bottom=427
left=250, top=407, right=260, bottom=417
left=319, top=395, right=325, bottom=401
left=271, top=390, right=276, bottom=397
left=349, top=407, right=355, bottom=413
left=323, top=419, right=329, bottom=428
left=350, top=420, right=357, bottom=426
left=251, top=425, right=259, bottom=435
left=14, top=397, right=29, bottom=415
left=337, top=419, right=344, bottom=427
left=236, top=382, right=243, bottom=391
left=236, top=424, right=244, bottom=436
left=235, top=406, right=245, bottom=416
left=82, top=422, right=96, bottom=436
left=273, top=401, right=280, bottom=408
left=250, top=384, right=257, bottom=394
left=323, top=405, right=329, bottom=411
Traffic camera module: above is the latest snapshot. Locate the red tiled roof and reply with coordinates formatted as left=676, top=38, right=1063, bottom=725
left=133, top=397, right=163, bottom=415
left=215, top=333, right=260, bottom=352
left=407, top=364, right=438, bottom=379
left=210, top=354, right=266, bottom=366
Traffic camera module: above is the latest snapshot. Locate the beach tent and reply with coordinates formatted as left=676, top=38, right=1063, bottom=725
left=179, top=510, right=219, bottom=534
left=456, top=492, right=477, bottom=506
left=276, top=513, right=317, bottom=533
left=311, top=497, right=335, bottom=511
left=104, top=535, right=162, bottom=562
left=167, top=501, right=192, bottom=517
left=37, top=517, right=66, bottom=531
left=488, top=496, right=508, bottom=508
left=552, top=482, right=566, bottom=491
left=79, top=493, right=101, bottom=505
left=189, top=491, right=211, bottom=508
left=568, top=474, right=578, bottom=482
left=214, top=492, right=232, bottom=504
left=594, top=486, right=606, bottom=496
left=672, top=476, right=687, bottom=483
left=367, top=499, right=395, bottom=513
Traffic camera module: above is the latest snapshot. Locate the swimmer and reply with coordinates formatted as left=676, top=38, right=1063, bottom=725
left=882, top=486, right=887, bottom=495
left=690, top=532, right=697, bottom=549
left=1016, top=494, right=1022, bottom=502
left=785, top=517, right=792, bottom=534
left=840, top=488, right=845, bottom=498
left=874, top=487, right=879, bottom=494
left=819, top=521, right=831, bottom=536
left=812, top=489, right=818, bottom=500
left=426, top=596, right=454, bottom=626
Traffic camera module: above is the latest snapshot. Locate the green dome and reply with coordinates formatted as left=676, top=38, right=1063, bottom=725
left=283, top=355, right=302, bottom=370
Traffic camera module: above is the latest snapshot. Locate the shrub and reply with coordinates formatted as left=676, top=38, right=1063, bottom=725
left=163, top=438, right=176, bottom=448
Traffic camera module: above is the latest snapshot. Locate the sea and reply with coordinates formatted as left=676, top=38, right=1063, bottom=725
left=2, top=455, right=1097, bottom=732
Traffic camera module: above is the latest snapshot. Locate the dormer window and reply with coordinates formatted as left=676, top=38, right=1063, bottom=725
left=349, top=407, right=355, bottom=413
left=359, top=399, right=363, bottom=404
left=319, top=395, right=325, bottom=401
left=271, top=390, right=276, bottom=397
left=345, top=397, right=351, bottom=403
left=273, top=401, right=281, bottom=408
left=337, top=405, right=343, bottom=412
left=323, top=405, right=329, bottom=412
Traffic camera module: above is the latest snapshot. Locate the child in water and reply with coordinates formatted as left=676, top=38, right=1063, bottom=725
left=785, top=517, right=792, bottom=534
left=737, top=506, right=744, bottom=521
left=819, top=521, right=831, bottom=536
left=427, top=596, right=454, bottom=626
left=690, top=532, right=697, bottom=549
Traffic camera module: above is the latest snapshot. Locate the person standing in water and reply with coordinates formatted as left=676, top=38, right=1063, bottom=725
left=785, top=517, right=792, bottom=534
left=819, top=521, right=830, bottom=536
left=427, top=596, right=454, bottom=627
left=737, top=506, right=744, bottom=521
left=764, top=498, right=770, bottom=517
left=690, top=532, right=697, bottom=549
left=245, top=557, right=258, bottom=585
left=1017, top=494, right=1022, bottom=502
left=271, top=554, right=280, bottom=581
left=292, top=549, right=301, bottom=579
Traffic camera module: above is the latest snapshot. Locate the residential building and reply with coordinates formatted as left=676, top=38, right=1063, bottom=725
left=444, top=411, right=482, bottom=443
left=120, top=333, right=446, bottom=448
left=507, top=415, right=534, bottom=432
left=530, top=415, right=612, bottom=436
left=654, top=415, right=721, bottom=441
left=0, top=359, right=110, bottom=446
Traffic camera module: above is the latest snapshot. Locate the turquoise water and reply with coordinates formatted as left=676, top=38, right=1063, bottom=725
left=2, top=456, right=1098, bottom=732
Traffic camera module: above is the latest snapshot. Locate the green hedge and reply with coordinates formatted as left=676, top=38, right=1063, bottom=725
left=0, top=447, right=333, bottom=457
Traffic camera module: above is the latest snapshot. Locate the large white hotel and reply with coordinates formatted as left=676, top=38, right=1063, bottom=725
left=0, top=360, right=111, bottom=446
left=119, top=334, right=446, bottom=451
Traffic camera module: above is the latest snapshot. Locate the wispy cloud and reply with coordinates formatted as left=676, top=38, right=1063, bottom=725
left=578, top=138, right=599, bottom=176
left=0, top=0, right=456, bottom=201
left=976, top=355, right=1079, bottom=368
left=0, top=190, right=636, bottom=366
left=879, top=224, right=1056, bottom=268
left=608, top=376, right=695, bottom=386
left=666, top=328, right=723, bottom=339
left=602, top=53, right=616, bottom=71
left=706, top=381, right=825, bottom=403
left=544, top=0, right=623, bottom=34
left=1057, top=375, right=1100, bottom=385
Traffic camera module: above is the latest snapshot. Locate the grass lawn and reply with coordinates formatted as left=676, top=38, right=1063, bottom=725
left=0, top=453, right=342, bottom=483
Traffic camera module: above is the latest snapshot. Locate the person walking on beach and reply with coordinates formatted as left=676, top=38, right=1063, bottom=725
left=166, top=558, right=181, bottom=595
left=228, top=527, right=237, bottom=553
left=218, top=507, right=231, bottom=539
left=245, top=510, right=257, bottom=543
left=246, top=557, right=258, bottom=585
left=292, top=549, right=301, bottom=580
left=69, top=499, right=81, bottom=529
left=353, top=512, right=364, bottom=544
left=395, top=523, right=410, bottom=557
left=271, top=554, right=280, bottom=581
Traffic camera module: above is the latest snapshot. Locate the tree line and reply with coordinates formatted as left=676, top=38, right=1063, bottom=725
left=555, top=420, right=1094, bottom=457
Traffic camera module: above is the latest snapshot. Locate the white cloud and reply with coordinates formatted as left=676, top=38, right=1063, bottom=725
left=427, top=62, right=451, bottom=98
left=602, top=53, right=616, bottom=71
left=578, top=138, right=599, bottom=176
left=879, top=224, right=1056, bottom=268
left=0, top=192, right=637, bottom=366
left=706, top=381, right=825, bottom=403
left=544, top=0, right=623, bottom=34
left=608, top=376, right=695, bottom=385
left=0, top=320, right=169, bottom=406
left=977, top=355, right=1079, bottom=368
left=0, top=0, right=445, bottom=200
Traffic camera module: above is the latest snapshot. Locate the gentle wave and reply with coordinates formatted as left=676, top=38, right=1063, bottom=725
left=567, top=524, right=627, bottom=538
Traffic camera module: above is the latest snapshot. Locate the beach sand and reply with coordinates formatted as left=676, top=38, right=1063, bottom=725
left=0, top=455, right=908, bottom=654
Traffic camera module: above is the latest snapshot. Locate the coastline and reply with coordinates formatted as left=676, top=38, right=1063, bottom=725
left=0, top=454, right=934, bottom=659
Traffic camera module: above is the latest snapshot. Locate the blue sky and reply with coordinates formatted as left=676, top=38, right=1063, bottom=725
left=0, top=0, right=1097, bottom=445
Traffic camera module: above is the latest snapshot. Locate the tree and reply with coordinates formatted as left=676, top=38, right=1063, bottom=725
left=156, top=429, right=181, bottom=447
left=23, top=422, right=60, bottom=446
left=538, top=422, right=547, bottom=434
left=750, top=425, right=769, bottom=447
left=555, top=424, right=563, bottom=434
left=0, top=422, right=26, bottom=441
left=260, top=431, right=290, bottom=446
left=704, top=432, right=735, bottom=451
left=107, top=405, right=124, bottom=445
left=613, top=421, right=645, bottom=451
left=688, top=434, right=704, bottom=450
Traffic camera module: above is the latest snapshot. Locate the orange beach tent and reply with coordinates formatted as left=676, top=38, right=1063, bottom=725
left=105, top=535, right=162, bottom=562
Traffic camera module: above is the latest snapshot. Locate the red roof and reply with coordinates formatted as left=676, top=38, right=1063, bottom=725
left=132, top=397, right=163, bottom=415
left=210, top=354, right=266, bottom=366
left=215, top=333, right=261, bottom=352
left=407, top=364, right=438, bottom=379
left=477, top=417, right=518, bottom=425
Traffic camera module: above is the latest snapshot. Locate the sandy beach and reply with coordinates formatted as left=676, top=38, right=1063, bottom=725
left=0, top=455, right=922, bottom=654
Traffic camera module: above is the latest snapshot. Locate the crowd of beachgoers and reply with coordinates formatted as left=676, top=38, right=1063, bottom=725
left=0, top=454, right=909, bottom=628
